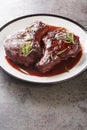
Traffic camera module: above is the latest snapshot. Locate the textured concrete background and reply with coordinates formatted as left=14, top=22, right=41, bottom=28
left=0, top=0, right=87, bottom=130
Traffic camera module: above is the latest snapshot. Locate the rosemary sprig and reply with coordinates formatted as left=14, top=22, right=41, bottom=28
left=54, top=31, right=75, bottom=44
left=20, top=43, right=33, bottom=57
left=64, top=32, right=75, bottom=43
left=57, top=48, right=67, bottom=55
left=64, top=66, right=69, bottom=72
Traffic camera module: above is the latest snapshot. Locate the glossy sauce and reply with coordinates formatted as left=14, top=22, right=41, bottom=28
left=5, top=51, right=82, bottom=77
left=5, top=25, right=82, bottom=77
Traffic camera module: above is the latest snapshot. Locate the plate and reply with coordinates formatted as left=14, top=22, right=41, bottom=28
left=0, top=14, right=87, bottom=83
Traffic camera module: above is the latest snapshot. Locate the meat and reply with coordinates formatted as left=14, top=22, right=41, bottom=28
left=36, top=29, right=82, bottom=73
left=4, top=21, right=48, bottom=66
left=4, top=21, right=82, bottom=74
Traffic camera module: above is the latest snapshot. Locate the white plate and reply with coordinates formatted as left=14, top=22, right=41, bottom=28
left=0, top=14, right=87, bottom=83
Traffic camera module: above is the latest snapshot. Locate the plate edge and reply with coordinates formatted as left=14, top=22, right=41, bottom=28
left=0, top=13, right=87, bottom=33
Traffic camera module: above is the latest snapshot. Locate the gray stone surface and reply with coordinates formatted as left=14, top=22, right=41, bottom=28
left=0, top=0, right=87, bottom=130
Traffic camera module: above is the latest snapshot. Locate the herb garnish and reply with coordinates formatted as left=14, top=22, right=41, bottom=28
left=57, top=48, right=67, bottom=55
left=64, top=66, right=69, bottom=72
left=54, top=33, right=66, bottom=40
left=20, top=43, right=33, bottom=56
left=25, top=37, right=33, bottom=41
left=64, top=32, right=75, bottom=44
left=55, top=31, right=76, bottom=44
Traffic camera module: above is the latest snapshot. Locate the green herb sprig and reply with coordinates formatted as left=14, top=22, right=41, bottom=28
left=57, top=48, right=67, bottom=55
left=55, top=31, right=76, bottom=44
left=54, top=33, right=66, bottom=40
left=20, top=43, right=33, bottom=57
left=64, top=66, right=69, bottom=72
left=64, top=32, right=75, bottom=44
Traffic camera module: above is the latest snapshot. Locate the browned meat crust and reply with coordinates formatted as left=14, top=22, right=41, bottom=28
left=4, top=21, right=48, bottom=66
